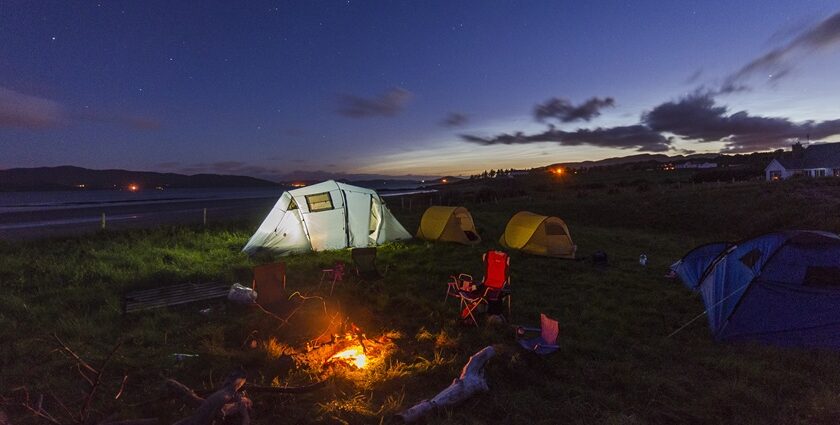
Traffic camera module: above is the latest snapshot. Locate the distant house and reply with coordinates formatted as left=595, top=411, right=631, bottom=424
left=676, top=161, right=718, bottom=169
left=765, top=142, right=840, bottom=181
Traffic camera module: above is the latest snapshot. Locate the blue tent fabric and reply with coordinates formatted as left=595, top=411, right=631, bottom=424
left=671, top=242, right=730, bottom=289
left=674, top=231, right=840, bottom=349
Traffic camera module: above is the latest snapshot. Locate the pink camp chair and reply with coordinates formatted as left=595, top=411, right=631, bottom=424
left=455, top=250, right=511, bottom=326
left=445, top=273, right=475, bottom=302
left=319, top=261, right=346, bottom=295
left=516, top=313, right=560, bottom=355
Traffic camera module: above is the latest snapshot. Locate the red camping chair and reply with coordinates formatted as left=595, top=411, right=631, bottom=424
left=455, top=250, right=511, bottom=326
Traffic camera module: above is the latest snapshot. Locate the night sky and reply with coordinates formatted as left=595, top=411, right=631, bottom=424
left=2, top=1, right=840, bottom=181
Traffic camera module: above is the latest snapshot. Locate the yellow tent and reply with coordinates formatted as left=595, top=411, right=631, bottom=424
left=500, top=211, right=576, bottom=258
left=416, top=206, right=481, bottom=244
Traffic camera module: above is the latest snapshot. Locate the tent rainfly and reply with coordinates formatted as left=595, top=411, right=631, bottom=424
left=416, top=206, right=481, bottom=245
left=242, top=180, right=411, bottom=255
left=671, top=231, right=840, bottom=349
left=499, top=211, right=576, bottom=258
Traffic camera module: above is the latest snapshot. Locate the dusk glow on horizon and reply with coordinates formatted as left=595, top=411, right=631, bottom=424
left=2, top=1, right=840, bottom=181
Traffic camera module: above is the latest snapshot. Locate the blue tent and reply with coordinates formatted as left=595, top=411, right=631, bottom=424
left=672, top=231, right=840, bottom=349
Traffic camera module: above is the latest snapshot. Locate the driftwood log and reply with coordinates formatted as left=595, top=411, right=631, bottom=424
left=397, top=346, right=496, bottom=423
left=170, top=371, right=250, bottom=425
left=166, top=371, right=328, bottom=425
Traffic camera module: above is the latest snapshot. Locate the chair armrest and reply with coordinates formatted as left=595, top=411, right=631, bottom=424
left=515, top=326, right=541, bottom=335
left=536, top=344, right=560, bottom=349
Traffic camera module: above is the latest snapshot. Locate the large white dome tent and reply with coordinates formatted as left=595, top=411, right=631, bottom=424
left=243, top=180, right=411, bottom=255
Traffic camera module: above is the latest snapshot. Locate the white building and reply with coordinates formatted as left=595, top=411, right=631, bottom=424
left=765, top=142, right=840, bottom=181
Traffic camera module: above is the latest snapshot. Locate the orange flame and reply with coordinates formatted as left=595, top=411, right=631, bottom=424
left=330, top=346, right=368, bottom=369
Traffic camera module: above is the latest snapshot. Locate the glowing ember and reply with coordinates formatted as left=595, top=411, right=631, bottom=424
left=329, top=346, right=368, bottom=369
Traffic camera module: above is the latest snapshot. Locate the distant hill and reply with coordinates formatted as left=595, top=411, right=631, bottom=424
left=0, top=166, right=280, bottom=191
left=342, top=179, right=424, bottom=191
left=551, top=153, right=719, bottom=169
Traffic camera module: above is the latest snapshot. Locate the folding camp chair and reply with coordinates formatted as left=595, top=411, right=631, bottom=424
left=352, top=247, right=385, bottom=281
left=456, top=250, right=511, bottom=326
left=445, top=273, right=475, bottom=302
left=319, top=261, right=346, bottom=295
left=516, top=313, right=560, bottom=355
left=252, top=262, right=286, bottom=307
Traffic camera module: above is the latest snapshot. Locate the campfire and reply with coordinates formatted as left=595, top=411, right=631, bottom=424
left=302, top=324, right=394, bottom=374
left=329, top=345, right=368, bottom=369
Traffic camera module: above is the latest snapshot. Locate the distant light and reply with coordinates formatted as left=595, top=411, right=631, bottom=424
left=75, top=184, right=85, bottom=188
left=291, top=182, right=306, bottom=188
left=552, top=167, right=564, bottom=175
left=128, top=184, right=139, bottom=192
left=441, top=178, right=447, bottom=183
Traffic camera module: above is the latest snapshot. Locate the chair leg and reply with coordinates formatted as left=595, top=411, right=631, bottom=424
left=329, top=275, right=338, bottom=296
left=459, top=298, right=482, bottom=327
left=462, top=303, right=479, bottom=327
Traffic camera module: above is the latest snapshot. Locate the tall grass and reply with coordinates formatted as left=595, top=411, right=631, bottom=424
left=2, top=179, right=840, bottom=424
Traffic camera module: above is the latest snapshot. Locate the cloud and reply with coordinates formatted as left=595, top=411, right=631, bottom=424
left=0, top=85, right=160, bottom=131
left=74, top=110, right=162, bottom=130
left=726, top=10, right=840, bottom=85
left=0, top=86, right=66, bottom=128
left=441, top=112, right=469, bottom=127
left=643, top=93, right=840, bottom=152
left=685, top=69, right=703, bottom=84
left=534, top=96, right=615, bottom=123
left=336, top=87, right=413, bottom=118
left=461, top=124, right=672, bottom=152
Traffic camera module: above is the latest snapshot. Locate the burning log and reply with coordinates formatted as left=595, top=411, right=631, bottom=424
left=397, top=346, right=496, bottom=423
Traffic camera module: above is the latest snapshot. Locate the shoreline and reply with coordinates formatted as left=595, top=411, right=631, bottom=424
left=0, top=196, right=277, bottom=241
left=0, top=189, right=434, bottom=241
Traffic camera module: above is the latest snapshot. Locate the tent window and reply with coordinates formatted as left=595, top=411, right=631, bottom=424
left=740, top=248, right=761, bottom=268
left=287, top=198, right=298, bottom=210
left=803, top=267, right=840, bottom=288
left=545, top=222, right=567, bottom=236
left=305, top=192, right=334, bottom=212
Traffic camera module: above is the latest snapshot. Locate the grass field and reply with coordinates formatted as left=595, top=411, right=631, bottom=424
left=3, top=177, right=840, bottom=424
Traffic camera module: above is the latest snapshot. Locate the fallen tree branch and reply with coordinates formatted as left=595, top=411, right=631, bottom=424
left=165, top=379, right=204, bottom=409
left=98, top=419, right=159, bottom=425
left=52, top=334, right=98, bottom=376
left=397, top=346, right=496, bottom=423
left=80, top=340, right=123, bottom=423
left=114, top=375, right=128, bottom=400
left=221, top=393, right=251, bottom=425
left=172, top=370, right=247, bottom=425
left=245, top=379, right=329, bottom=394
